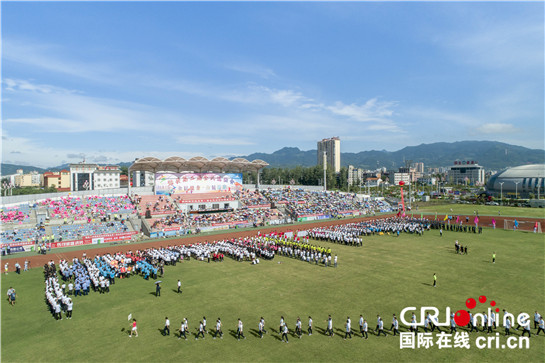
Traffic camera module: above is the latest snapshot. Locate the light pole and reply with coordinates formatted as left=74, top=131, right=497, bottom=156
left=409, top=181, right=412, bottom=210
left=514, top=181, right=520, bottom=200
left=499, top=182, right=504, bottom=205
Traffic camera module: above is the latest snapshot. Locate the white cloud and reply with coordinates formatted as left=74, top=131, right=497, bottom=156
left=326, top=98, right=397, bottom=123
left=1, top=131, right=204, bottom=169
left=3, top=79, right=176, bottom=133
left=175, top=136, right=256, bottom=146
left=224, top=63, right=277, bottom=79
left=475, top=123, right=519, bottom=135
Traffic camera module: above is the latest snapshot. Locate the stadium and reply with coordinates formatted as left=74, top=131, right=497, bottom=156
left=1, top=158, right=544, bottom=363
left=486, top=164, right=545, bottom=198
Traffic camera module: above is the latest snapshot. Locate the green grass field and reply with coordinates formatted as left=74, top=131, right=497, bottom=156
left=416, top=203, right=545, bottom=218
left=2, top=228, right=544, bottom=362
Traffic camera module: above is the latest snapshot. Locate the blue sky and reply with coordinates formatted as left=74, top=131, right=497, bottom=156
left=2, top=1, right=543, bottom=168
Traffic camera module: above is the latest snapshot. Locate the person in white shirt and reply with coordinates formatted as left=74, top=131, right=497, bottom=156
left=308, top=316, right=313, bottom=336
left=344, top=318, right=352, bottom=340
left=179, top=320, right=187, bottom=340
left=66, top=298, right=73, bottom=319
left=326, top=315, right=333, bottom=337
left=260, top=317, right=267, bottom=335
left=202, top=317, right=207, bottom=334
left=177, top=279, right=182, bottom=294
left=377, top=317, right=387, bottom=337
left=237, top=319, right=245, bottom=340
left=281, top=324, right=289, bottom=343
left=54, top=302, right=62, bottom=320
left=196, top=321, right=205, bottom=340
left=214, top=318, right=223, bottom=339
left=163, top=317, right=170, bottom=336
left=521, top=317, right=531, bottom=337
left=504, top=316, right=511, bottom=336
left=259, top=319, right=265, bottom=338
left=392, top=316, right=399, bottom=336
left=362, top=319, right=368, bottom=339
left=295, top=317, right=302, bottom=338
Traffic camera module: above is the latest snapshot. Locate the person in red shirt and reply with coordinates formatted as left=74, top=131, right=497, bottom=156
left=130, top=319, right=138, bottom=337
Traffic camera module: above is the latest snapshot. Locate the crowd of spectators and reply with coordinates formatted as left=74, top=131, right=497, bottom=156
left=261, top=188, right=392, bottom=218
left=37, top=195, right=136, bottom=222
left=1, top=226, right=46, bottom=245
left=1, top=205, right=33, bottom=223
left=148, top=208, right=283, bottom=232
left=133, top=194, right=177, bottom=215
left=51, top=221, right=128, bottom=241
left=236, top=189, right=270, bottom=207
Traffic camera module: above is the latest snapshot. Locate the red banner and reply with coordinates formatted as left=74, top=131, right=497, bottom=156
left=49, top=231, right=137, bottom=248
left=1, top=240, right=35, bottom=248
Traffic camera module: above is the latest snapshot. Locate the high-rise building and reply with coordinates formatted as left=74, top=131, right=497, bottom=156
left=414, top=162, right=425, bottom=173
left=317, top=137, right=341, bottom=173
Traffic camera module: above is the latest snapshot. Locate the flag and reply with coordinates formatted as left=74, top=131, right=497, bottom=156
left=128, top=313, right=132, bottom=321
left=456, top=215, right=460, bottom=223
left=434, top=212, right=438, bottom=221
left=514, top=219, right=519, bottom=228
left=421, top=212, right=423, bottom=219
left=474, top=216, right=479, bottom=224
left=444, top=214, right=448, bottom=221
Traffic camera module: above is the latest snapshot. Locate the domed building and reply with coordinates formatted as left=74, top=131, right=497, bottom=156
left=486, top=164, right=545, bottom=198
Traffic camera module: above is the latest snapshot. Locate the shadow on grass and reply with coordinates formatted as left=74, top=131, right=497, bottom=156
left=249, top=329, right=262, bottom=338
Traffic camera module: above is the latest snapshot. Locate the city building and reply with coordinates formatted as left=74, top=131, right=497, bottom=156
left=448, top=161, right=485, bottom=185
left=94, top=166, right=121, bottom=190
left=414, top=162, right=425, bottom=174
left=317, top=137, right=341, bottom=173
left=42, top=170, right=70, bottom=191
left=394, top=172, right=411, bottom=185
left=347, top=165, right=364, bottom=186
left=417, top=176, right=437, bottom=186
left=14, top=170, right=41, bottom=187
left=70, top=163, right=121, bottom=191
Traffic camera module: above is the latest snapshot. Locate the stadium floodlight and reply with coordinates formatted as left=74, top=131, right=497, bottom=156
left=499, top=182, right=504, bottom=205
left=514, top=181, right=520, bottom=200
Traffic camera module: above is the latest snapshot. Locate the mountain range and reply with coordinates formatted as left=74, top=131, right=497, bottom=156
left=2, top=141, right=543, bottom=176
left=238, top=141, right=544, bottom=170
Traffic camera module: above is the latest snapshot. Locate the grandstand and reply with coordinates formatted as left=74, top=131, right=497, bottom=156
left=1, top=195, right=139, bottom=250
left=1, top=155, right=396, bottom=252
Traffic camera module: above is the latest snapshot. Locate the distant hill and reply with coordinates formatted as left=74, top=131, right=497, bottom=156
left=2, top=141, right=543, bottom=175
left=238, top=141, right=544, bottom=170
left=1, top=163, right=47, bottom=176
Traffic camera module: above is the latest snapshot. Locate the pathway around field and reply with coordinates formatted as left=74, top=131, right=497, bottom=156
left=2, top=214, right=542, bottom=271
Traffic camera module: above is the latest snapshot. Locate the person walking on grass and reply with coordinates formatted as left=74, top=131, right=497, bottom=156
left=163, top=317, right=170, bottom=336
left=237, top=319, right=245, bottom=340
left=130, top=319, right=138, bottom=338
left=214, top=318, right=223, bottom=339
left=344, top=318, right=352, bottom=340
left=195, top=321, right=205, bottom=340
left=281, top=323, right=289, bottom=343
